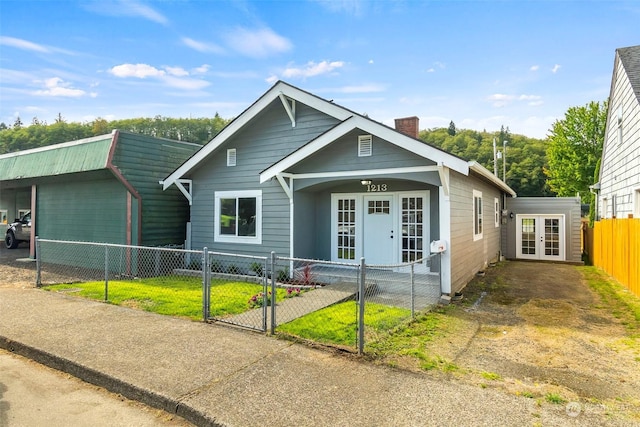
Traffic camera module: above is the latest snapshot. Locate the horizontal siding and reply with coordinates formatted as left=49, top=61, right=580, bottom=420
left=291, top=130, right=435, bottom=173
left=190, top=100, right=339, bottom=257
left=449, top=171, right=502, bottom=293
left=598, top=54, right=640, bottom=219
left=505, top=197, right=582, bottom=262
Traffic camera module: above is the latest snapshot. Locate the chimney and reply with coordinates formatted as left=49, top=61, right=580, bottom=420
left=394, top=116, right=419, bottom=139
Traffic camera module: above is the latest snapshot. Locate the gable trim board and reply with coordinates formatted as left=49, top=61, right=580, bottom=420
left=162, top=80, right=516, bottom=295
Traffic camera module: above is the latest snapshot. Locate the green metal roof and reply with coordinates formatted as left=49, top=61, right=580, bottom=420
left=0, top=134, right=114, bottom=181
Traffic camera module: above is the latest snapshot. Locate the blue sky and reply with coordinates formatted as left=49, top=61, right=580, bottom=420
left=1, top=1, right=638, bottom=139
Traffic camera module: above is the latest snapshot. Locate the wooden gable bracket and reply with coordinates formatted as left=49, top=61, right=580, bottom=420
left=175, top=179, right=193, bottom=205
left=279, top=92, right=296, bottom=127
left=437, top=164, right=450, bottom=198
left=275, top=174, right=293, bottom=199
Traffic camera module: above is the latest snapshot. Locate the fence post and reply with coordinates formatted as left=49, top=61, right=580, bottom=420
left=35, top=236, right=41, bottom=287
left=202, top=247, right=210, bottom=321
left=104, top=244, right=109, bottom=301
left=358, top=257, right=366, bottom=355
left=410, top=261, right=415, bottom=318
left=270, top=251, right=276, bottom=334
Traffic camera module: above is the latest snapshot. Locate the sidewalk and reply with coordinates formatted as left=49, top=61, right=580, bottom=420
left=0, top=287, right=588, bottom=426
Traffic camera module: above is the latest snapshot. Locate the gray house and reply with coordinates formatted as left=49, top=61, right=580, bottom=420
left=162, top=81, right=516, bottom=295
left=0, top=130, right=200, bottom=258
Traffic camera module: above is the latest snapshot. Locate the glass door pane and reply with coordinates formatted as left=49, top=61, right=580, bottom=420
left=401, top=196, right=424, bottom=262
left=337, top=198, right=356, bottom=260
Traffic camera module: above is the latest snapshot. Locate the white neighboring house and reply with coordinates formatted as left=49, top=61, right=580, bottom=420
left=595, top=45, right=640, bottom=219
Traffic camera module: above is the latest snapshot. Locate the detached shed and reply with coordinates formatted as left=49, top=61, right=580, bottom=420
left=0, top=130, right=201, bottom=257
left=503, top=197, right=582, bottom=263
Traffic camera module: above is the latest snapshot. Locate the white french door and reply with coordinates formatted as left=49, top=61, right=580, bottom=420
left=516, top=215, right=565, bottom=261
left=331, top=192, right=429, bottom=265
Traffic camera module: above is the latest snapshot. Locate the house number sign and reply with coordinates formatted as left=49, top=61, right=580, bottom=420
left=366, top=183, right=388, bottom=192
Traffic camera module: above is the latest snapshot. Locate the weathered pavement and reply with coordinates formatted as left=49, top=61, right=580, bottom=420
left=0, top=286, right=619, bottom=426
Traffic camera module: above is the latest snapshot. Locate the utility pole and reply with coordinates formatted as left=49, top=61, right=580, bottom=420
left=503, top=140, right=507, bottom=183
left=493, top=138, right=498, bottom=176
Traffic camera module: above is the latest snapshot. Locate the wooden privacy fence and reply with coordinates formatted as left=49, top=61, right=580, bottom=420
left=593, top=218, right=640, bottom=298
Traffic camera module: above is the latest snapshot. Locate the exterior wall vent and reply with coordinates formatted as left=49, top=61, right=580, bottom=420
left=358, top=135, right=372, bottom=157
left=227, top=148, right=237, bottom=167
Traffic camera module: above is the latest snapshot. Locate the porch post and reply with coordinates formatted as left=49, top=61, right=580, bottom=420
left=439, top=183, right=452, bottom=295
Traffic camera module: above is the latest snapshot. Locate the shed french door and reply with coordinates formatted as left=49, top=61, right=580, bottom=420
left=515, top=215, right=565, bottom=261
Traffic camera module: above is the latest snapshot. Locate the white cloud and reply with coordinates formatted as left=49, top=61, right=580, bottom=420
left=266, top=75, right=278, bottom=85
left=282, top=61, right=345, bottom=79
left=109, top=63, right=166, bottom=78
left=530, top=65, right=540, bottom=71
left=225, top=27, right=292, bottom=58
left=84, top=0, right=168, bottom=25
left=108, top=63, right=210, bottom=90
left=0, top=36, right=49, bottom=53
left=33, top=77, right=88, bottom=98
left=551, top=64, right=561, bottom=73
left=426, top=68, right=435, bottom=73
left=488, top=93, right=543, bottom=107
left=182, top=37, right=225, bottom=54
left=165, top=66, right=189, bottom=77
left=369, top=59, right=374, bottom=64
left=192, top=64, right=211, bottom=75
left=162, top=75, right=210, bottom=90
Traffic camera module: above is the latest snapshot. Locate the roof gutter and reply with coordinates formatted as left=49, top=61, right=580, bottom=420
left=468, top=161, right=516, bottom=197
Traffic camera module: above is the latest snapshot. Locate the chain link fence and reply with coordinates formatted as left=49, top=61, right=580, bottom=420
left=36, top=238, right=441, bottom=353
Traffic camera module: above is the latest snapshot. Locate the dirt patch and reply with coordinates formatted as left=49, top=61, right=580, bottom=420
left=415, top=261, right=640, bottom=419
left=0, top=246, right=37, bottom=289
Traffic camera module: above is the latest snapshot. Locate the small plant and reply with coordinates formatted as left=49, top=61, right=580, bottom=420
left=277, top=268, right=290, bottom=282
left=295, top=263, right=315, bottom=286
left=250, top=262, right=264, bottom=277
left=545, top=393, right=566, bottom=404
left=285, top=287, right=302, bottom=298
left=481, top=371, right=501, bottom=381
left=248, top=291, right=273, bottom=308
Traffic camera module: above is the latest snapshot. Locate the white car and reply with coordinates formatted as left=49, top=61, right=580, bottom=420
left=5, top=211, right=31, bottom=249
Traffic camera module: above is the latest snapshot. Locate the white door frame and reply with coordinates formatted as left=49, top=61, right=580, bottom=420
left=515, top=214, right=565, bottom=261
left=331, top=191, right=430, bottom=265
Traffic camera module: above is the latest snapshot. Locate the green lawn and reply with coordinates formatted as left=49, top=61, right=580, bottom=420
left=277, top=301, right=411, bottom=347
left=45, top=276, right=286, bottom=320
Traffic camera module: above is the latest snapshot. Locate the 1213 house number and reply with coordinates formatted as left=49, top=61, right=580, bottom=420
left=366, top=183, right=388, bottom=192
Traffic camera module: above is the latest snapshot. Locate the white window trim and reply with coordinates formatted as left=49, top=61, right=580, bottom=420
left=473, top=190, right=483, bottom=241
left=0, top=209, right=7, bottom=225
left=634, top=188, right=640, bottom=218
left=214, top=190, right=262, bottom=244
left=494, top=197, right=500, bottom=228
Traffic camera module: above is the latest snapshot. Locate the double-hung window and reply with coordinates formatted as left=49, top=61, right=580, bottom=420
left=473, top=190, right=483, bottom=241
left=214, top=190, right=262, bottom=244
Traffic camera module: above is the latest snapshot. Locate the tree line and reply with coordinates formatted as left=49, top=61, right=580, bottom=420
left=1, top=101, right=607, bottom=204
left=0, top=114, right=230, bottom=153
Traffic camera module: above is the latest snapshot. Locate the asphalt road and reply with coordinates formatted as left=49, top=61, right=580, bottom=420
left=0, top=349, right=192, bottom=427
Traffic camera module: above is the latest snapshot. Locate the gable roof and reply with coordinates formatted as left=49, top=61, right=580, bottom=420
left=259, top=114, right=469, bottom=182
left=618, top=45, right=640, bottom=102
left=597, top=45, right=640, bottom=186
left=162, top=81, right=476, bottom=190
